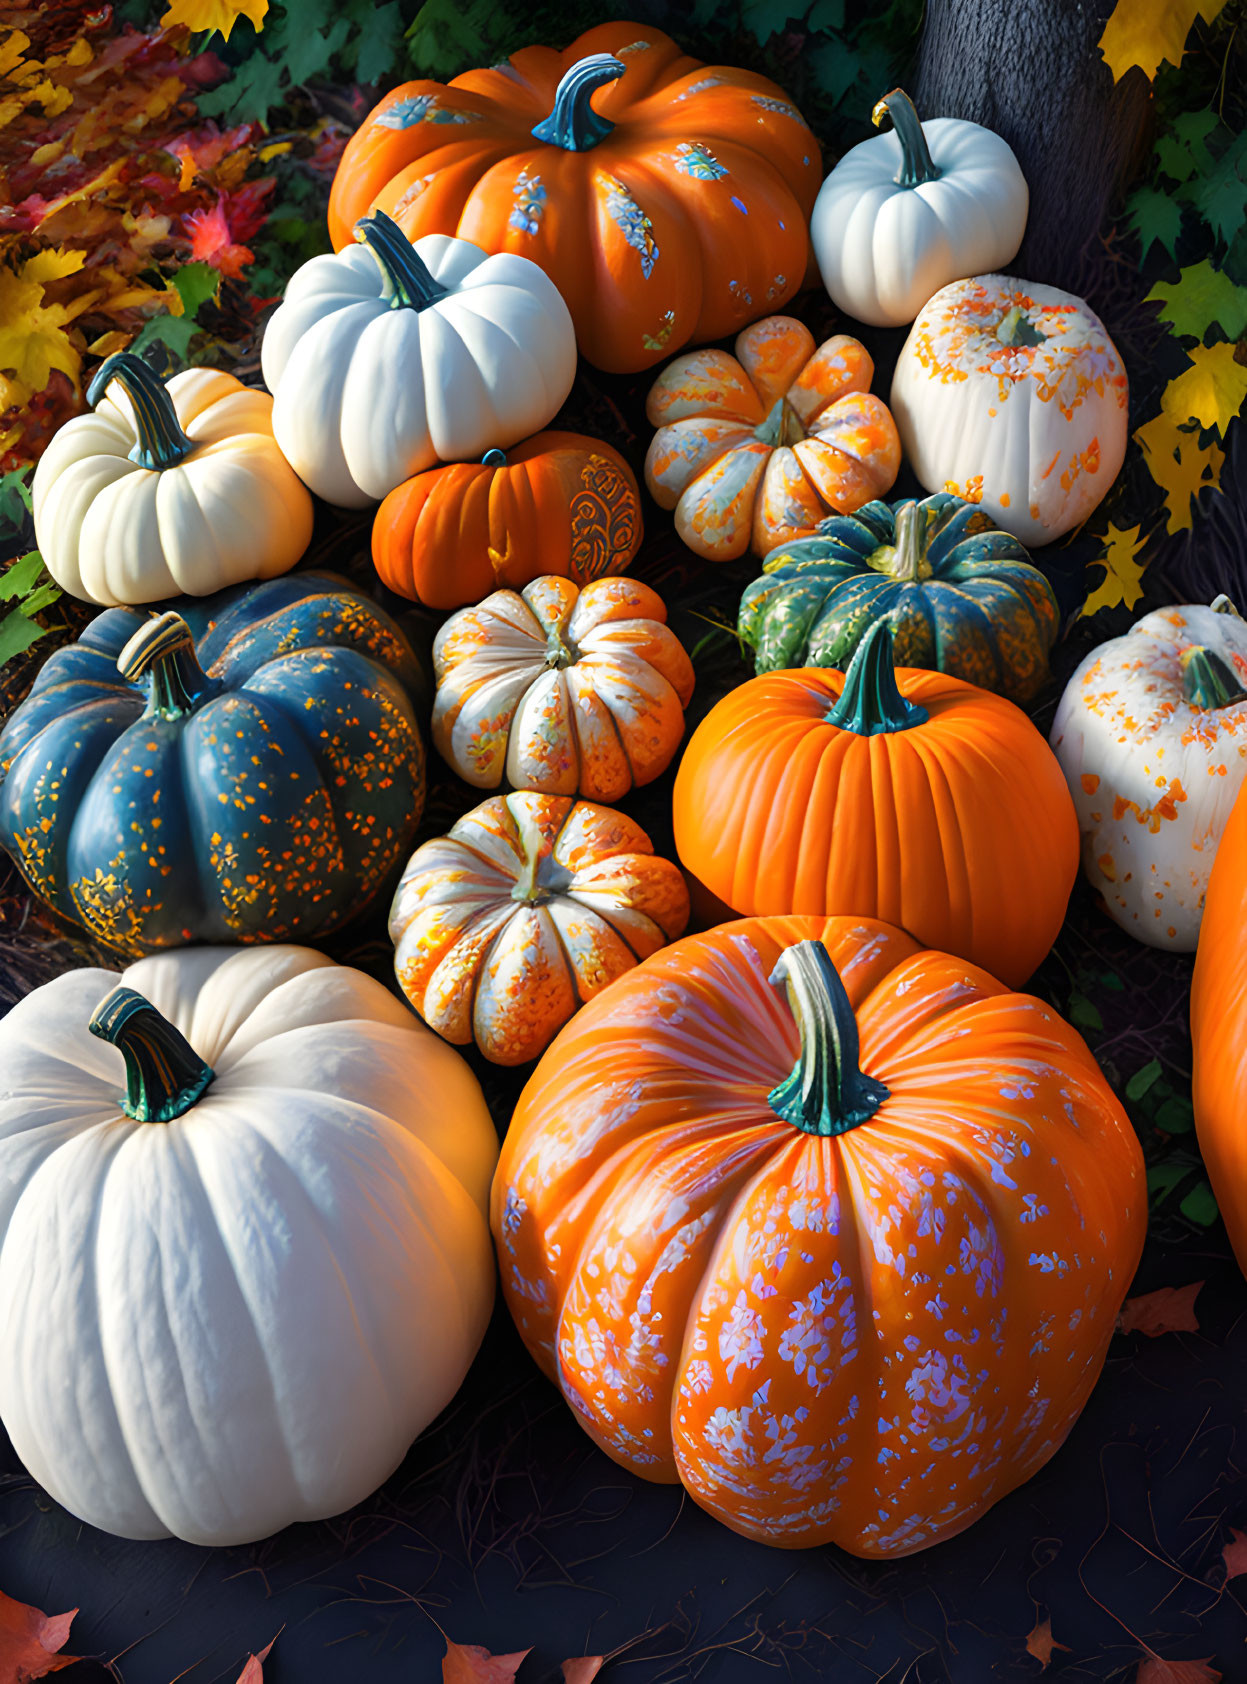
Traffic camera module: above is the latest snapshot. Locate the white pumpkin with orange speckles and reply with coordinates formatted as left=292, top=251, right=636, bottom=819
left=1050, top=600, right=1247, bottom=950
left=890, top=274, right=1128, bottom=548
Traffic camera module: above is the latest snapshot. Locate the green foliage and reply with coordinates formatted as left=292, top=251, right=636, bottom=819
left=1147, top=259, right=1247, bottom=341
left=0, top=550, right=61, bottom=668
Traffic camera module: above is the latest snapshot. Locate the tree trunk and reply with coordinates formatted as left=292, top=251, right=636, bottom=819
left=912, top=0, right=1152, bottom=297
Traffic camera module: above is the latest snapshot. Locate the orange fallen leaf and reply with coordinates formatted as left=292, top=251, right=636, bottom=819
left=1222, top=1529, right=1247, bottom=1580
left=1118, top=1281, right=1203, bottom=1336
left=1025, top=1616, right=1070, bottom=1668
left=1136, top=1657, right=1221, bottom=1684
left=563, top=1661, right=604, bottom=1683
left=0, top=1588, right=79, bottom=1683
left=443, top=1640, right=531, bottom=1683
left=235, top=1638, right=275, bottom=1683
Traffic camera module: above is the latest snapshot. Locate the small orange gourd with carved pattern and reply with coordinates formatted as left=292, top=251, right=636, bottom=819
left=372, top=432, right=643, bottom=610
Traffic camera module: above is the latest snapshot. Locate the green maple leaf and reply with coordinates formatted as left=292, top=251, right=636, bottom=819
left=127, top=309, right=203, bottom=366
left=1147, top=259, right=1247, bottom=341
left=742, top=0, right=807, bottom=45
left=283, top=14, right=352, bottom=85
left=353, top=0, right=404, bottom=83
left=1187, top=128, right=1247, bottom=246
left=197, top=49, right=289, bottom=123
left=171, top=261, right=221, bottom=319
left=1155, top=107, right=1220, bottom=183
left=1126, top=186, right=1184, bottom=261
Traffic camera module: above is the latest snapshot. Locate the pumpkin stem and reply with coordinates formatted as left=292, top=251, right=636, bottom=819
left=354, top=209, right=450, bottom=311
left=87, top=352, right=195, bottom=472
left=995, top=304, right=1046, bottom=348
left=889, top=499, right=932, bottom=584
left=482, top=449, right=507, bottom=467
left=768, top=940, right=888, bottom=1137
left=1181, top=645, right=1247, bottom=710
left=531, top=53, right=625, bottom=152
left=117, top=611, right=217, bottom=720
left=1212, top=594, right=1242, bottom=618
left=825, top=619, right=929, bottom=735
left=871, top=89, right=941, bottom=189
left=89, top=986, right=215, bottom=1123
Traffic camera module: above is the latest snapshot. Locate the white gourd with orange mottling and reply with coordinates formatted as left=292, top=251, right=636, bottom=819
left=890, top=274, right=1128, bottom=547
left=1050, top=601, right=1247, bottom=951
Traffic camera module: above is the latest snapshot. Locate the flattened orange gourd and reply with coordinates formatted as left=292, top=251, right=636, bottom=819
left=328, top=23, right=821, bottom=373
left=672, top=620, right=1077, bottom=987
left=390, top=790, right=689, bottom=1064
left=373, top=433, right=643, bottom=611
left=645, top=315, right=901, bottom=562
left=492, top=914, right=1146, bottom=1555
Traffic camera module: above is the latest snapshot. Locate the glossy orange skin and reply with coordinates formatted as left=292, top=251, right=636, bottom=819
left=373, top=432, right=643, bottom=611
left=672, top=665, right=1078, bottom=987
left=645, top=316, right=901, bottom=561
left=327, top=24, right=821, bottom=373
left=1191, top=783, right=1247, bottom=1275
left=492, top=914, right=1146, bottom=1555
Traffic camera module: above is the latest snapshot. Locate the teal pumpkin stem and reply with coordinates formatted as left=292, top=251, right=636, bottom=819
left=871, top=88, right=940, bottom=189
left=995, top=304, right=1046, bottom=348
left=531, top=53, right=625, bottom=151
left=354, top=209, right=449, bottom=310
left=889, top=499, right=931, bottom=583
left=87, top=352, right=195, bottom=473
left=118, top=612, right=216, bottom=720
left=89, top=986, right=215, bottom=1124
left=768, top=941, right=889, bottom=1137
left=1181, top=645, right=1247, bottom=710
left=825, top=619, right=929, bottom=735
left=482, top=449, right=508, bottom=467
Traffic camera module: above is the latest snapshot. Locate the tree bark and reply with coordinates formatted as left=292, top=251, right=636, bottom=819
left=912, top=0, right=1152, bottom=297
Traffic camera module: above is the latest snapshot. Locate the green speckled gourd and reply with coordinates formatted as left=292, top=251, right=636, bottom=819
left=0, top=572, right=429, bottom=954
left=737, top=493, right=1059, bottom=703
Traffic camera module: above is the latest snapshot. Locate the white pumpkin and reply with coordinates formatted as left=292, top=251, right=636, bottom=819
left=260, top=210, right=577, bottom=508
left=0, top=945, right=499, bottom=1547
left=32, top=354, right=314, bottom=606
left=890, top=274, right=1129, bottom=547
left=1050, top=598, right=1247, bottom=950
left=811, top=89, right=1028, bottom=328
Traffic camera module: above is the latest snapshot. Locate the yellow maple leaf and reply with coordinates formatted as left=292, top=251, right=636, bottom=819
left=1136, top=411, right=1225, bottom=533
left=0, top=247, right=86, bottom=395
left=1098, top=0, right=1227, bottom=81
left=1161, top=342, right=1247, bottom=435
left=1081, top=524, right=1149, bottom=617
left=159, top=0, right=269, bottom=41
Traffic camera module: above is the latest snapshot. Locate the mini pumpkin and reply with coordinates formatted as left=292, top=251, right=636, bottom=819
left=433, top=575, right=695, bottom=802
left=672, top=619, right=1078, bottom=986
left=493, top=915, right=1145, bottom=1555
left=1050, top=597, right=1247, bottom=950
left=390, top=790, right=689, bottom=1064
left=1192, top=780, right=1247, bottom=1276
left=33, top=353, right=313, bottom=606
left=327, top=23, right=821, bottom=373
left=260, top=210, right=577, bottom=508
left=811, top=89, right=1028, bottom=328
left=645, top=315, right=901, bottom=562
left=738, top=493, right=1059, bottom=703
left=0, top=572, right=428, bottom=954
left=0, top=945, right=498, bottom=1546
left=890, top=273, right=1128, bottom=546
left=373, top=432, right=643, bottom=610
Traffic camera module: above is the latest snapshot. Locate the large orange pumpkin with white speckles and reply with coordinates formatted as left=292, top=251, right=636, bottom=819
left=431, top=575, right=694, bottom=802
left=644, top=315, right=901, bottom=562
left=492, top=914, right=1146, bottom=1555
left=389, top=790, right=688, bottom=1064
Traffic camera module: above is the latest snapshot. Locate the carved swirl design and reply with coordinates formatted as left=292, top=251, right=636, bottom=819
left=568, top=456, right=639, bottom=583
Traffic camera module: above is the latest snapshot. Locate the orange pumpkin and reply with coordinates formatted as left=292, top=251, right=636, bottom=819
left=1191, top=780, right=1247, bottom=1275
left=672, top=620, right=1077, bottom=987
left=645, top=315, right=901, bottom=561
left=389, top=790, right=689, bottom=1064
left=492, top=914, right=1146, bottom=1555
left=373, top=432, right=643, bottom=610
left=433, top=575, right=695, bottom=801
left=327, top=23, right=821, bottom=373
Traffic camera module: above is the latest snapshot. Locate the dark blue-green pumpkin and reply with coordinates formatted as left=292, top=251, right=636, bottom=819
left=738, top=494, right=1060, bottom=704
left=0, top=572, right=429, bottom=954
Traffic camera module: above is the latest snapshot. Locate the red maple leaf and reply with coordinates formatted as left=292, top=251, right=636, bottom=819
left=0, top=1587, right=79, bottom=1683
left=442, top=1641, right=530, bottom=1683
left=183, top=198, right=253, bottom=279
left=1136, top=1657, right=1221, bottom=1684
left=233, top=1638, right=275, bottom=1684
left=1118, top=1282, right=1203, bottom=1336
left=562, top=1662, right=604, bottom=1683
left=222, top=177, right=275, bottom=243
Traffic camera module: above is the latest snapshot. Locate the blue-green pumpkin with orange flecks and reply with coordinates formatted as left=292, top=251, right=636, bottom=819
left=737, top=493, right=1060, bottom=704
left=0, top=572, right=429, bottom=955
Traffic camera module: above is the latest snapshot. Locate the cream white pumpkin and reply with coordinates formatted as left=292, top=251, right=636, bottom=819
left=32, top=354, right=313, bottom=606
left=260, top=210, right=577, bottom=508
left=1050, top=599, right=1247, bottom=950
left=811, top=89, right=1028, bottom=329
left=890, top=274, right=1129, bottom=547
left=0, top=945, right=498, bottom=1547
